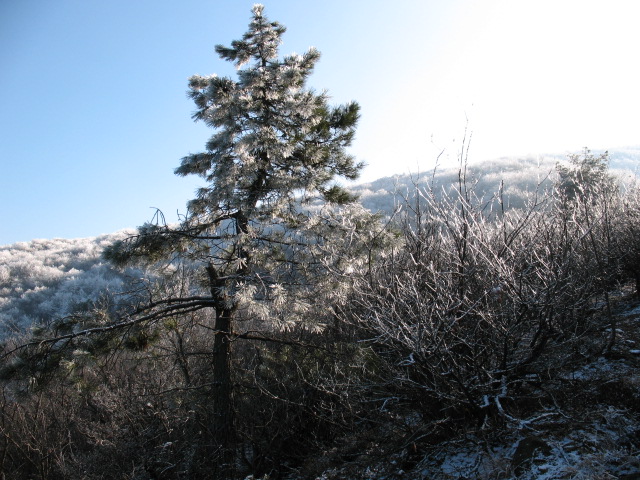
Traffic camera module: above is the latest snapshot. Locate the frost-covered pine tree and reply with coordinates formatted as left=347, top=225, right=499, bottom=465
left=103, top=5, right=384, bottom=476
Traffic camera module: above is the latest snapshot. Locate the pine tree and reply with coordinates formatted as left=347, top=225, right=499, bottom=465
left=102, top=4, right=379, bottom=476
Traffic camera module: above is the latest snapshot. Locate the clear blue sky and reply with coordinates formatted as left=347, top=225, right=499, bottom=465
left=1, top=0, right=639, bottom=245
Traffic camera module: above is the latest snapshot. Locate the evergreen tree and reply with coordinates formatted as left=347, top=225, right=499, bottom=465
left=556, top=148, right=616, bottom=203
left=102, top=4, right=381, bottom=476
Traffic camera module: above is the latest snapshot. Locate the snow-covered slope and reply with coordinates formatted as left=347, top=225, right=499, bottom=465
left=0, top=231, right=137, bottom=335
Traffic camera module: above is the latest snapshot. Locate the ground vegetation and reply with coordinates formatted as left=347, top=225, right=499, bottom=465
left=1, top=6, right=640, bottom=479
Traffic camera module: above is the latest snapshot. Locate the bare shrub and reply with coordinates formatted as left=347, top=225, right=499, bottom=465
left=344, top=155, right=630, bottom=427
left=612, top=180, right=640, bottom=296
left=0, top=299, right=369, bottom=479
left=0, top=304, right=225, bottom=479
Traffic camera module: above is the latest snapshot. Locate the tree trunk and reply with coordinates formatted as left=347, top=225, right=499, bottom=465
left=207, top=262, right=236, bottom=478
left=205, top=210, right=252, bottom=477
left=212, top=307, right=235, bottom=478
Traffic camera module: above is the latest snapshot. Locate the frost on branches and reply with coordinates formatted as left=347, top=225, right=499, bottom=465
left=101, top=5, right=389, bottom=476
left=105, top=3, right=378, bottom=333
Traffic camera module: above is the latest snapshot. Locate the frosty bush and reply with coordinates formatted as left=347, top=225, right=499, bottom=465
left=344, top=151, right=638, bottom=426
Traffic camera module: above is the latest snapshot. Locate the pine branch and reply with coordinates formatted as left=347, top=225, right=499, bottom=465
left=2, top=298, right=216, bottom=360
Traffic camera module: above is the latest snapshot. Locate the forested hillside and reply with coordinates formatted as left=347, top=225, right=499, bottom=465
left=0, top=231, right=140, bottom=336
left=353, top=149, right=638, bottom=215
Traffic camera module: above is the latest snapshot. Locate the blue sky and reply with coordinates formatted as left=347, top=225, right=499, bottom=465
left=1, top=0, right=639, bottom=245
